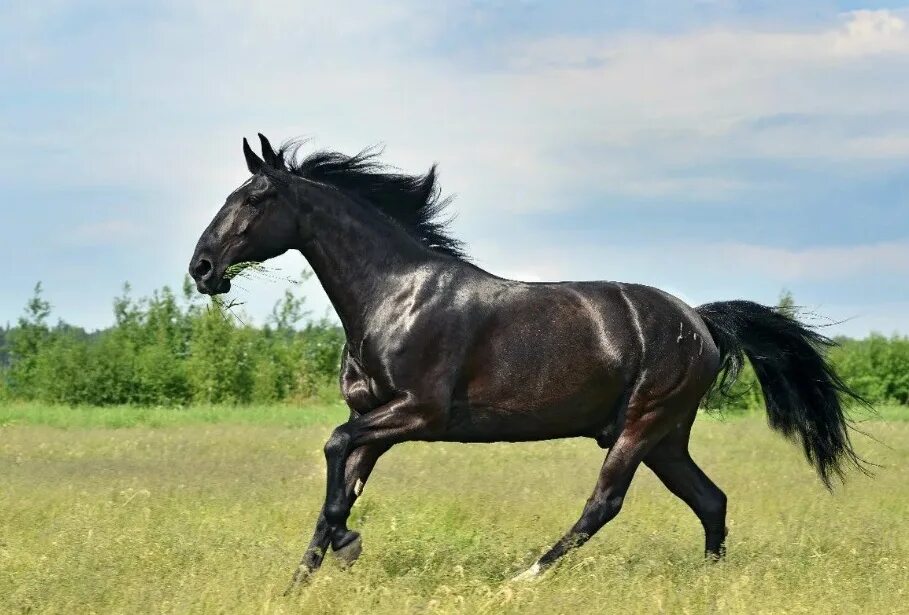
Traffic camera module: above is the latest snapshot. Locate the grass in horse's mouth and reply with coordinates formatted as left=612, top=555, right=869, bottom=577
left=211, top=262, right=305, bottom=325
left=224, top=261, right=302, bottom=286
left=224, top=261, right=266, bottom=280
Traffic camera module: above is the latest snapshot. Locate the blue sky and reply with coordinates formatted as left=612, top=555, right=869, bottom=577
left=1, top=1, right=907, bottom=336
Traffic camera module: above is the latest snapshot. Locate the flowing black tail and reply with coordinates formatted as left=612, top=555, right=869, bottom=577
left=696, top=300, right=868, bottom=488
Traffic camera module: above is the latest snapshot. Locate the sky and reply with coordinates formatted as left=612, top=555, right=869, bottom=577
left=1, top=1, right=907, bottom=337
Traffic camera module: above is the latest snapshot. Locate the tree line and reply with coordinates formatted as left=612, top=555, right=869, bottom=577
left=0, top=284, right=906, bottom=409
left=0, top=274, right=344, bottom=406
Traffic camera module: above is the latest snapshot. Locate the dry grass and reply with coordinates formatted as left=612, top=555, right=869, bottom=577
left=1, top=406, right=906, bottom=614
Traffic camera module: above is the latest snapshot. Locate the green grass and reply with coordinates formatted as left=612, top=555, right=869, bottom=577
left=2, top=401, right=903, bottom=430
left=864, top=403, right=909, bottom=421
left=0, top=400, right=350, bottom=429
left=1, top=404, right=907, bottom=614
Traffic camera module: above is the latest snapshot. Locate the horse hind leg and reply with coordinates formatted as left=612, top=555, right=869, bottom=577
left=513, top=416, right=664, bottom=581
left=644, top=428, right=728, bottom=559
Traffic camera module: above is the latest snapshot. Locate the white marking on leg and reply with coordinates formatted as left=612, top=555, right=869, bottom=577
left=354, top=478, right=364, bottom=497
left=511, top=562, right=544, bottom=582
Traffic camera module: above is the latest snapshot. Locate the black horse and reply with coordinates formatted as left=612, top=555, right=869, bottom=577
left=189, top=135, right=865, bottom=588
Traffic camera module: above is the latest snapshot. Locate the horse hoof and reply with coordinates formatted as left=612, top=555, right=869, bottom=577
left=332, top=533, right=362, bottom=567
left=511, top=562, right=545, bottom=582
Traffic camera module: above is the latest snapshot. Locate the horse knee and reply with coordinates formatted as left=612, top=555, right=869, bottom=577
left=324, top=428, right=350, bottom=460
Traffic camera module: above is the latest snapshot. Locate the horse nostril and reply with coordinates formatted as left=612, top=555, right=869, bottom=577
left=194, top=258, right=213, bottom=279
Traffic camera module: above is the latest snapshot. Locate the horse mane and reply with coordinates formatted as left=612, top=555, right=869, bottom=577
left=268, top=141, right=466, bottom=260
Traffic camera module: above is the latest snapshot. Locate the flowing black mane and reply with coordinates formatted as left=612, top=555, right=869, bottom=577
left=268, top=142, right=465, bottom=259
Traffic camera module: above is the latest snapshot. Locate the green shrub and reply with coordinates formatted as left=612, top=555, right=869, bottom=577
left=0, top=275, right=343, bottom=406
left=0, top=284, right=904, bottom=409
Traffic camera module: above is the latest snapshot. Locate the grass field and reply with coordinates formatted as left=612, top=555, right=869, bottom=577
left=1, top=402, right=907, bottom=614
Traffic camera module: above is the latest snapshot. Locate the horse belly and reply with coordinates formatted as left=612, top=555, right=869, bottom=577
left=447, top=384, right=625, bottom=442
left=452, top=326, right=630, bottom=442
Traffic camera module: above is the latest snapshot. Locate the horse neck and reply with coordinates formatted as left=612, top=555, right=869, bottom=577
left=293, top=182, right=436, bottom=342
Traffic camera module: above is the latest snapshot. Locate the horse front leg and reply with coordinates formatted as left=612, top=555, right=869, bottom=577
left=322, top=398, right=442, bottom=540
left=287, top=397, right=442, bottom=591
left=285, top=442, right=389, bottom=593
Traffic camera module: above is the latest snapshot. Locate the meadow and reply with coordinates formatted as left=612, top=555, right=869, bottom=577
left=1, top=402, right=907, bottom=614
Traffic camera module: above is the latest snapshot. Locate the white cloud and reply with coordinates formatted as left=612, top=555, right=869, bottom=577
left=13, top=5, right=909, bottom=209
left=715, top=240, right=909, bottom=281
left=834, top=9, right=909, bottom=56
left=4, top=3, right=909, bottom=332
left=476, top=236, right=909, bottom=284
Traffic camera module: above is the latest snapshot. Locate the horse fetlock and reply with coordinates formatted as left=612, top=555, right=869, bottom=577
left=705, top=525, right=728, bottom=560
left=330, top=527, right=360, bottom=551
left=324, top=501, right=350, bottom=526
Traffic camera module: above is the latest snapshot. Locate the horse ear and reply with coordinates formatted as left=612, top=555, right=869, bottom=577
left=258, top=133, right=280, bottom=168
left=243, top=137, right=264, bottom=174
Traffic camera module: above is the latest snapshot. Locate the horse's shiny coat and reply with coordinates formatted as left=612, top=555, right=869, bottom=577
left=190, top=135, right=865, bottom=589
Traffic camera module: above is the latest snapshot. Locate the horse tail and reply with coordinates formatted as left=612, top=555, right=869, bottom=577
left=696, top=300, right=868, bottom=489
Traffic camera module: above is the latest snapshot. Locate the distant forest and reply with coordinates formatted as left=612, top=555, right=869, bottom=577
left=1, top=282, right=906, bottom=408
left=0, top=274, right=344, bottom=406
